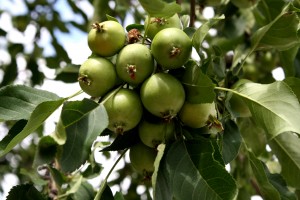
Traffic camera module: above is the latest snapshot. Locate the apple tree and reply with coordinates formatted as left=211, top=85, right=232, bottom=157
left=1, top=0, right=300, bottom=199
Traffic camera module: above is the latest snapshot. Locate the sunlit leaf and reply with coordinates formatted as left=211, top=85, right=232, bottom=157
left=152, top=144, right=166, bottom=199
left=58, top=99, right=108, bottom=172
left=138, top=0, right=181, bottom=18
left=0, top=85, right=62, bottom=121
left=256, top=11, right=300, bottom=51
left=268, top=132, right=300, bottom=189
left=232, top=81, right=300, bottom=139
left=0, top=99, right=65, bottom=157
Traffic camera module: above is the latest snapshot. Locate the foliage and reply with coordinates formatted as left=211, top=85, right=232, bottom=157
left=1, top=0, right=300, bottom=199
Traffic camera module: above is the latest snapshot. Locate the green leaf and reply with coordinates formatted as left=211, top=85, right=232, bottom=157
left=100, top=128, right=140, bottom=152
left=106, top=14, right=119, bottom=22
left=181, top=61, right=216, bottom=103
left=248, top=151, right=281, bottom=200
left=138, top=0, right=181, bottom=18
left=232, top=81, right=300, bottom=139
left=256, top=11, right=300, bottom=51
left=283, top=77, right=300, bottom=102
left=0, top=85, right=62, bottom=121
left=114, top=191, right=125, bottom=200
left=0, top=99, right=65, bottom=157
left=268, top=132, right=300, bottom=189
left=279, top=45, right=299, bottom=77
left=192, top=15, right=224, bottom=56
left=58, top=99, right=108, bottom=172
left=0, top=120, right=27, bottom=150
left=100, top=185, right=114, bottom=200
left=6, top=184, right=46, bottom=200
left=19, top=168, right=48, bottom=186
left=125, top=24, right=144, bottom=32
left=55, top=64, right=80, bottom=83
left=181, top=15, right=190, bottom=29
left=72, top=181, right=95, bottom=200
left=48, top=166, right=67, bottom=187
left=237, top=117, right=267, bottom=156
left=0, top=58, right=17, bottom=87
left=152, top=144, right=166, bottom=199
left=222, top=119, right=242, bottom=164
left=266, top=168, right=298, bottom=200
left=155, top=139, right=237, bottom=200
left=33, top=135, right=58, bottom=167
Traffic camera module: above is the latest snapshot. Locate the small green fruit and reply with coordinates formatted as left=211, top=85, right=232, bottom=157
left=140, top=73, right=185, bottom=119
left=78, top=57, right=116, bottom=97
left=138, top=120, right=175, bottom=148
left=151, top=28, right=192, bottom=70
left=103, top=88, right=143, bottom=134
left=129, top=142, right=157, bottom=176
left=179, top=101, right=217, bottom=128
left=116, top=44, right=154, bottom=85
left=144, top=14, right=182, bottom=40
left=88, top=21, right=126, bottom=57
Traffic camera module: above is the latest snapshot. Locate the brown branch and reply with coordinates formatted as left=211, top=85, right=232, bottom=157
left=190, top=0, right=196, bottom=27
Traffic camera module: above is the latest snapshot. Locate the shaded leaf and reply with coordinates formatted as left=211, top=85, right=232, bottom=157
left=0, top=120, right=27, bottom=150
left=266, top=168, right=297, bottom=200
left=155, top=139, right=237, bottom=200
left=279, top=45, right=299, bottom=77
left=101, top=128, right=140, bottom=152
left=233, top=81, right=300, bottom=139
left=138, top=0, right=181, bottom=18
left=27, top=58, right=45, bottom=86
left=0, top=99, right=65, bottom=157
left=6, top=184, right=45, bottom=200
left=192, top=15, right=224, bottom=56
left=100, top=185, right=114, bottom=200
left=33, top=135, right=58, bottom=167
left=248, top=151, right=281, bottom=200
left=48, top=166, right=67, bottom=187
left=72, top=181, right=95, bottom=200
left=222, top=119, right=242, bottom=164
left=181, top=61, right=216, bottom=103
left=58, top=99, right=108, bottom=172
left=0, top=85, right=62, bottom=121
left=237, top=117, right=267, bottom=156
left=19, top=168, right=48, bottom=186
left=54, top=64, right=80, bottom=83
left=268, top=132, right=300, bottom=189
left=114, top=191, right=125, bottom=200
left=0, top=58, right=17, bottom=87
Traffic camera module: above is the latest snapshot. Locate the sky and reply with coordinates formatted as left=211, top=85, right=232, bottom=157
left=0, top=0, right=284, bottom=199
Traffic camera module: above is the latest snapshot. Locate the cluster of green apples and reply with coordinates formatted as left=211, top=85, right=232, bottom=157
left=77, top=14, right=217, bottom=177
